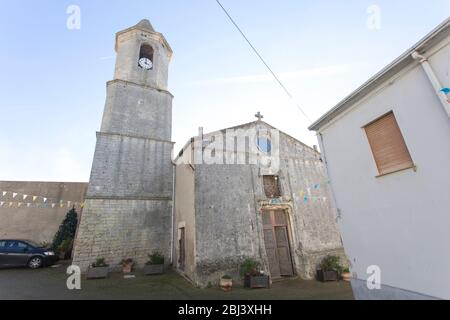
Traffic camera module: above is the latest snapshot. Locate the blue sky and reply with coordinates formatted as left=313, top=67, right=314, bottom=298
left=0, top=0, right=448, bottom=182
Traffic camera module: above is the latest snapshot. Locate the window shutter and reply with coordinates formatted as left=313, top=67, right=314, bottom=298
left=364, top=112, right=414, bottom=175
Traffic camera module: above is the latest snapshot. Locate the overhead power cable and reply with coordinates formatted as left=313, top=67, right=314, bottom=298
left=215, top=0, right=313, bottom=123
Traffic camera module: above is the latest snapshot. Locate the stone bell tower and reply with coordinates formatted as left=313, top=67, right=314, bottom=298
left=72, top=20, right=174, bottom=271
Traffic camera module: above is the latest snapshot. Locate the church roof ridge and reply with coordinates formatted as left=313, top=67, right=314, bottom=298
left=174, top=120, right=319, bottom=162
left=135, top=19, right=155, bottom=32
left=115, top=19, right=173, bottom=56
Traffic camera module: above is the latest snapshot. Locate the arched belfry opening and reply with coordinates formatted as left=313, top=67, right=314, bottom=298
left=139, top=44, right=154, bottom=69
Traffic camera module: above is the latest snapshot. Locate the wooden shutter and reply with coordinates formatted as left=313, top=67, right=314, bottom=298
left=364, top=112, right=413, bottom=175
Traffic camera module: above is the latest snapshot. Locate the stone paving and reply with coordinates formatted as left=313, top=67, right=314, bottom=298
left=0, top=264, right=353, bottom=300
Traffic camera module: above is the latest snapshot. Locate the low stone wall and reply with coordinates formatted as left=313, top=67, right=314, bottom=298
left=0, top=181, right=88, bottom=244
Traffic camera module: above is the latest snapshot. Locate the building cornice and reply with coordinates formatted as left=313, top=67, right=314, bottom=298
left=107, top=79, right=174, bottom=98
left=309, top=17, right=450, bottom=132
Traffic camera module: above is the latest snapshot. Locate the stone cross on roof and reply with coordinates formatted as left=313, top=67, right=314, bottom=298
left=255, top=112, right=264, bottom=121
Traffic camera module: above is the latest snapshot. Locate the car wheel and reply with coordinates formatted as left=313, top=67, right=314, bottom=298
left=28, top=256, right=43, bottom=269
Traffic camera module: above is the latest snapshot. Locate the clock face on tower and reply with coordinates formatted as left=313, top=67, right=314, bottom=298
left=139, top=57, right=153, bottom=70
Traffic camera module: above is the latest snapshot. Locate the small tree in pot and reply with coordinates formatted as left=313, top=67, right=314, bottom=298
left=51, top=207, right=78, bottom=255
left=144, top=250, right=165, bottom=275
left=57, top=239, right=73, bottom=260
left=86, top=258, right=109, bottom=279
left=240, top=258, right=270, bottom=289
left=316, top=255, right=343, bottom=282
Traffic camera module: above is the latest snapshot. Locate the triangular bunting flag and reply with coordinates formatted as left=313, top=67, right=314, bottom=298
left=18, top=203, right=22, bottom=207
left=23, top=194, right=28, bottom=200
left=43, top=197, right=47, bottom=203
left=2, top=191, right=6, bottom=196
left=12, top=193, right=18, bottom=198
left=33, top=196, right=37, bottom=202
left=52, top=204, right=56, bottom=208
left=27, top=203, right=31, bottom=208
left=0, top=201, right=4, bottom=206
left=9, top=202, right=13, bottom=207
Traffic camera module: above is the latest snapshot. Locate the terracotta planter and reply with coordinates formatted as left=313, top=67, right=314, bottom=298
left=220, top=278, right=233, bottom=292
left=244, top=275, right=270, bottom=289
left=122, top=262, right=134, bottom=274
left=341, top=272, right=352, bottom=282
left=144, top=264, right=164, bottom=275
left=86, top=266, right=109, bottom=279
left=316, top=269, right=338, bottom=282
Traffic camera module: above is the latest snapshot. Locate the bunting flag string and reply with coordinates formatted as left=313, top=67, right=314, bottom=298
left=0, top=189, right=84, bottom=209
left=297, top=178, right=332, bottom=205
left=0, top=201, right=84, bottom=209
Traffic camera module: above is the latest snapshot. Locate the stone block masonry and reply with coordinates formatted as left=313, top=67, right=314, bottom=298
left=72, top=199, right=172, bottom=271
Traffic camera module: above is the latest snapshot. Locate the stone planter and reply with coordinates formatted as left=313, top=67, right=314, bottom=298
left=244, top=275, right=270, bottom=289
left=219, top=278, right=233, bottom=292
left=316, top=269, right=338, bottom=282
left=86, top=266, right=109, bottom=279
left=144, top=264, right=164, bottom=275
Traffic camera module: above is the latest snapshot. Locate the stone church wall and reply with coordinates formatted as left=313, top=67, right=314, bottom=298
left=174, top=164, right=197, bottom=282
left=193, top=164, right=261, bottom=286
left=72, top=198, right=172, bottom=271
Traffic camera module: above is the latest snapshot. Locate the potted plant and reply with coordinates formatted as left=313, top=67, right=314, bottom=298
left=240, top=258, right=270, bottom=289
left=219, top=275, right=233, bottom=292
left=144, top=250, right=165, bottom=275
left=316, top=255, right=342, bottom=282
left=57, top=239, right=73, bottom=260
left=39, top=241, right=50, bottom=249
left=120, top=258, right=134, bottom=274
left=86, top=258, right=109, bottom=279
left=341, top=267, right=352, bottom=282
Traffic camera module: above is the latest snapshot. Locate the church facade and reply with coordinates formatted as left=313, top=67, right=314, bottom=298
left=174, top=120, right=346, bottom=287
left=72, top=20, right=346, bottom=281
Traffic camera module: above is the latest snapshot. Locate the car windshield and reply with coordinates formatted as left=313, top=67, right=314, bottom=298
left=22, top=240, right=41, bottom=248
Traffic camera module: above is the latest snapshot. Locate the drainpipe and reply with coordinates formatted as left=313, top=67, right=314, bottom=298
left=411, top=51, right=450, bottom=118
left=318, top=133, right=341, bottom=224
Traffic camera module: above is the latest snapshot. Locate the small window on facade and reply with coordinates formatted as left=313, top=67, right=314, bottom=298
left=263, top=175, right=281, bottom=198
left=364, top=111, right=414, bottom=176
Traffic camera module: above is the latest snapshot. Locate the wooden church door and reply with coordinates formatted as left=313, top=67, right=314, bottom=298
left=262, top=210, right=294, bottom=278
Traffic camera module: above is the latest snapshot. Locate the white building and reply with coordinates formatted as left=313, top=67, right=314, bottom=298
left=309, top=18, right=450, bottom=299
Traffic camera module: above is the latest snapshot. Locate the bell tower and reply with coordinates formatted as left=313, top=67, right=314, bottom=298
left=72, top=20, right=174, bottom=271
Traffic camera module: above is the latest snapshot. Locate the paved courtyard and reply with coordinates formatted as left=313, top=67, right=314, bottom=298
left=0, top=264, right=354, bottom=300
